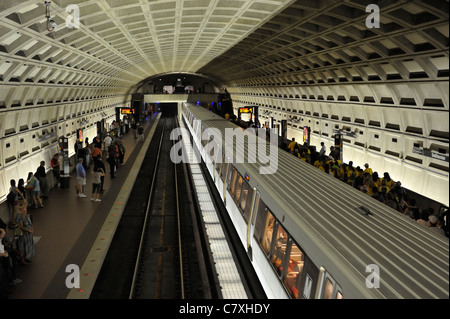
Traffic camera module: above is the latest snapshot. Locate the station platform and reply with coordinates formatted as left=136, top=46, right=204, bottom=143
left=6, top=115, right=157, bottom=299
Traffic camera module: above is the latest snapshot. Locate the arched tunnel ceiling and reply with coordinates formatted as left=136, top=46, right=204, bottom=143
left=0, top=0, right=448, bottom=103
left=0, top=0, right=296, bottom=88
left=199, top=0, right=449, bottom=85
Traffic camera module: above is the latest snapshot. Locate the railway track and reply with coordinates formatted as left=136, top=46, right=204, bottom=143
left=90, top=116, right=214, bottom=299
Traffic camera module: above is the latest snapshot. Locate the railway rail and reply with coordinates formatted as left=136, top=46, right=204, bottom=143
left=90, top=116, right=213, bottom=299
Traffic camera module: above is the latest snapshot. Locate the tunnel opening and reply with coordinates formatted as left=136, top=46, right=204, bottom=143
left=156, top=102, right=178, bottom=116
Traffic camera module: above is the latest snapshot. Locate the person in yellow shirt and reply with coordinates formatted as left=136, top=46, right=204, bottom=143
left=288, top=138, right=298, bottom=153
left=380, top=172, right=395, bottom=193
left=363, top=163, right=373, bottom=175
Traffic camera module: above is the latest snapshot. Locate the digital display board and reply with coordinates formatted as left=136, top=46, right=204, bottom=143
left=121, top=108, right=134, bottom=115
left=239, top=107, right=253, bottom=113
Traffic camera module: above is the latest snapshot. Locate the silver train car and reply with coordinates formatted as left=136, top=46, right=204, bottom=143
left=181, top=103, right=449, bottom=299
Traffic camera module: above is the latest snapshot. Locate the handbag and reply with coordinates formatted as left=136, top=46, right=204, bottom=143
left=26, top=179, right=35, bottom=190
left=14, top=227, right=23, bottom=237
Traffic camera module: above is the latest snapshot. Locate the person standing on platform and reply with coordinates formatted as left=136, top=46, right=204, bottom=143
left=363, top=163, right=373, bottom=175
left=103, top=133, right=112, bottom=159
left=90, top=166, right=104, bottom=202
left=26, top=173, right=43, bottom=209
left=76, top=158, right=87, bottom=198
left=118, top=139, right=126, bottom=164
left=35, top=161, right=48, bottom=199
left=15, top=206, right=34, bottom=264
left=50, top=153, right=61, bottom=188
left=107, top=142, right=116, bottom=178
left=7, top=180, right=24, bottom=224
left=93, top=135, right=102, bottom=150
left=92, top=144, right=106, bottom=192
left=288, top=138, right=298, bottom=154
left=137, top=125, right=144, bottom=142
left=319, top=142, right=326, bottom=159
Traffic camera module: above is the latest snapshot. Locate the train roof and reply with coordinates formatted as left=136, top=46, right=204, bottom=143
left=183, top=104, right=449, bottom=299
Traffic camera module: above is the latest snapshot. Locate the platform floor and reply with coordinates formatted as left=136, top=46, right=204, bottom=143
left=7, top=116, right=155, bottom=299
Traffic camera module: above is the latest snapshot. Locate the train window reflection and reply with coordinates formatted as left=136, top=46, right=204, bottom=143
left=253, top=199, right=267, bottom=241
left=240, top=181, right=250, bottom=212
left=226, top=165, right=233, bottom=187
left=261, top=211, right=275, bottom=254
left=323, top=278, right=334, bottom=299
left=270, top=224, right=288, bottom=276
left=283, top=242, right=304, bottom=299
left=235, top=175, right=243, bottom=202
left=230, top=169, right=238, bottom=196
left=242, top=185, right=253, bottom=222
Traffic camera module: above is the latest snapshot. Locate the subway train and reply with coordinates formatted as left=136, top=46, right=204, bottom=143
left=181, top=103, right=449, bottom=299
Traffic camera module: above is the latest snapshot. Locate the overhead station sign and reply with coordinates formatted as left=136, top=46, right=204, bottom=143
left=412, top=147, right=449, bottom=162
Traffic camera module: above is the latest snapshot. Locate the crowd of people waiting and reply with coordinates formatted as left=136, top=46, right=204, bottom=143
left=0, top=115, right=147, bottom=296
left=283, top=137, right=448, bottom=238
left=224, top=115, right=448, bottom=239
left=226, top=116, right=448, bottom=240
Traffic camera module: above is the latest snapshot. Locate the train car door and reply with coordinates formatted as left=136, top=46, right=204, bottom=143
left=296, top=254, right=320, bottom=299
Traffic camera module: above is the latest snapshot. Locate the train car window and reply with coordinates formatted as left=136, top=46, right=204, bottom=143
left=201, top=125, right=207, bottom=147
left=208, top=141, right=215, bottom=159
left=234, top=175, right=243, bottom=203
left=217, top=153, right=225, bottom=175
left=230, top=169, right=238, bottom=196
left=260, top=211, right=276, bottom=254
left=226, top=165, right=234, bottom=188
left=322, top=278, right=334, bottom=299
left=239, top=182, right=253, bottom=220
left=319, top=272, right=342, bottom=299
left=254, top=200, right=268, bottom=241
left=241, top=185, right=253, bottom=221
left=283, top=241, right=304, bottom=299
left=270, top=224, right=288, bottom=276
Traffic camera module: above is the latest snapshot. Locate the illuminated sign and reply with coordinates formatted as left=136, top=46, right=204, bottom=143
left=77, top=129, right=83, bottom=143
left=303, top=126, right=310, bottom=144
left=239, top=107, right=253, bottom=113
left=121, top=108, right=134, bottom=115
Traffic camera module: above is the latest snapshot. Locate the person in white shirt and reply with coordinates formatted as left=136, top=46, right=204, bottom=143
left=319, top=142, right=326, bottom=158
left=103, top=133, right=112, bottom=158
